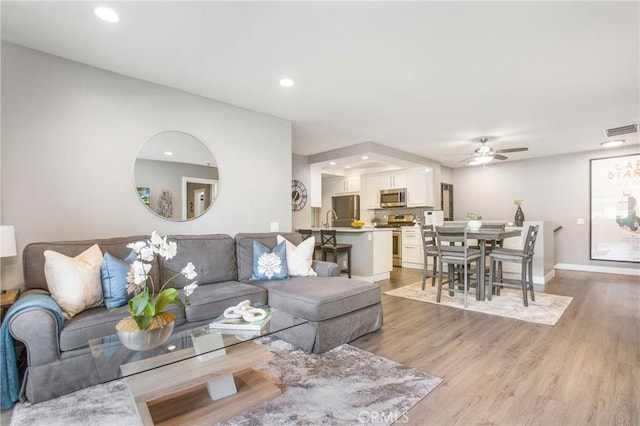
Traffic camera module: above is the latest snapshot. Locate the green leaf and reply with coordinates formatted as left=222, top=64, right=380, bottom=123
left=133, top=315, right=152, bottom=330
left=155, top=288, right=178, bottom=313
left=129, top=290, right=150, bottom=316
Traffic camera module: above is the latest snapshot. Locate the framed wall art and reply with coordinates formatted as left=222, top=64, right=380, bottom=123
left=137, top=187, right=150, bottom=206
left=590, top=153, right=639, bottom=263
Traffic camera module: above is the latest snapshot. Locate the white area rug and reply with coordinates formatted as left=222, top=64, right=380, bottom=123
left=10, top=337, right=442, bottom=426
left=385, top=282, right=573, bottom=326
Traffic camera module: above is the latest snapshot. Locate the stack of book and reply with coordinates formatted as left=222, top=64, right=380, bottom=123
left=209, top=309, right=272, bottom=331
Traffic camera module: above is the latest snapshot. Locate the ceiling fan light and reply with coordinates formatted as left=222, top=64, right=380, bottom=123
left=476, top=145, right=492, bottom=154
left=469, top=156, right=493, bottom=165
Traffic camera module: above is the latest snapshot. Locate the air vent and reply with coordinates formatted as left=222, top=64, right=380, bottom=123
left=602, top=123, right=638, bottom=138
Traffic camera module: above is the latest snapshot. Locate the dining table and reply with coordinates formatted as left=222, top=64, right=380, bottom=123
left=466, top=228, right=522, bottom=300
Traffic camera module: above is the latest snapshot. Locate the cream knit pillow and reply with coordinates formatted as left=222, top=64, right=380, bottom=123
left=44, top=244, right=104, bottom=319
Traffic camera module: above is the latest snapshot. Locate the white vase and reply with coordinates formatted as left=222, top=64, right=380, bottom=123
left=467, top=220, right=482, bottom=231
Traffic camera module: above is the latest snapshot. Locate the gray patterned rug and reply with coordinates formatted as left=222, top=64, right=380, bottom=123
left=385, top=282, right=573, bottom=326
left=9, top=337, right=442, bottom=426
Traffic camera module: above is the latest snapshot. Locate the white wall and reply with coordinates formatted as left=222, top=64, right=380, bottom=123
left=453, top=146, right=640, bottom=271
left=292, top=154, right=312, bottom=230
left=0, top=43, right=292, bottom=288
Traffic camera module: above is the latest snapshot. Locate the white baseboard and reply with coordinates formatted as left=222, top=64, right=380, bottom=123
left=352, top=272, right=391, bottom=282
left=554, top=263, right=640, bottom=277
left=503, top=271, right=553, bottom=288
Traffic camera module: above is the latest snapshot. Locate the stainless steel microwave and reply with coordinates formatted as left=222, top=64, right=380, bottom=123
left=380, top=188, right=407, bottom=208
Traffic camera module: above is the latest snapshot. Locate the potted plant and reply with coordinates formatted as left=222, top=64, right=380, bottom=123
left=466, top=213, right=483, bottom=230
left=115, top=231, right=198, bottom=350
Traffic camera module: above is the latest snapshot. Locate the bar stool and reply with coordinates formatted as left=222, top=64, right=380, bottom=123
left=320, top=230, right=352, bottom=278
left=435, top=226, right=482, bottom=308
left=298, top=229, right=321, bottom=260
left=488, top=225, right=539, bottom=307
left=421, top=225, right=439, bottom=289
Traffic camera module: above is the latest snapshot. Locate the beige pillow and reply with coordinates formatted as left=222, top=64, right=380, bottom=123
left=277, top=235, right=317, bottom=277
left=44, top=244, right=104, bottom=319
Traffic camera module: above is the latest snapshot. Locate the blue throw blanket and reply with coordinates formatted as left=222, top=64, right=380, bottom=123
left=1, top=294, right=64, bottom=409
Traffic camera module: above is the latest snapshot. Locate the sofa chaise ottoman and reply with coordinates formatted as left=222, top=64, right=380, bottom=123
left=7, top=232, right=382, bottom=404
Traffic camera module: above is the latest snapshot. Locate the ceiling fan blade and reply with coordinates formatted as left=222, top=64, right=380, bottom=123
left=496, top=147, right=528, bottom=154
left=493, top=154, right=508, bottom=160
left=445, top=152, right=474, bottom=156
left=459, top=156, right=476, bottom=163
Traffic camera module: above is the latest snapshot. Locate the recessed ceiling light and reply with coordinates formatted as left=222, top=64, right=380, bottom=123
left=329, top=161, right=336, bottom=166
left=94, top=7, right=119, bottom=23
left=361, top=156, right=369, bottom=160
left=279, top=78, right=294, bottom=87
left=345, top=165, right=352, bottom=169
left=164, top=151, right=173, bottom=156
left=600, top=140, right=625, bottom=148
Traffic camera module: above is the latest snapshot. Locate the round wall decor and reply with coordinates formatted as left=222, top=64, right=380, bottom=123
left=291, top=180, right=307, bottom=211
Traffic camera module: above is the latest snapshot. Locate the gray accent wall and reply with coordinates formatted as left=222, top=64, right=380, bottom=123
left=453, top=147, right=640, bottom=271
left=0, top=43, right=293, bottom=288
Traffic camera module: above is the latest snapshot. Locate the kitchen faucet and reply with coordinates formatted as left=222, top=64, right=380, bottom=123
left=325, top=209, right=338, bottom=228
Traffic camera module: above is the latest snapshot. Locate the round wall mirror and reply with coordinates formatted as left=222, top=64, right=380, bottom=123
left=134, top=131, right=218, bottom=221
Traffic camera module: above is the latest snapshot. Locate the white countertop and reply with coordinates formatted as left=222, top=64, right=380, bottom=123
left=309, top=227, right=393, bottom=233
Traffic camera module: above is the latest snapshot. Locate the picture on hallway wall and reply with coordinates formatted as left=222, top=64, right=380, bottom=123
left=137, top=187, right=150, bottom=206
left=590, top=153, right=640, bottom=263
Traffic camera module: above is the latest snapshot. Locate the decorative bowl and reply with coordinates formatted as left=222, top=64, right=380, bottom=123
left=116, top=320, right=174, bottom=351
left=467, top=220, right=482, bottom=231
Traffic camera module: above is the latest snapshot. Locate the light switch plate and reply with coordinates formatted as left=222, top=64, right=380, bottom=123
left=577, top=218, right=585, bottom=225
left=270, top=222, right=279, bottom=232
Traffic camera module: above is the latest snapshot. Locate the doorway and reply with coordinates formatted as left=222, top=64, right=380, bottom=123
left=182, top=177, right=218, bottom=220
left=441, top=183, right=453, bottom=221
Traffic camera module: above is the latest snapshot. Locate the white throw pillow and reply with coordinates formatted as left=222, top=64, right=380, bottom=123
left=277, top=235, right=318, bottom=277
left=44, top=244, right=104, bottom=319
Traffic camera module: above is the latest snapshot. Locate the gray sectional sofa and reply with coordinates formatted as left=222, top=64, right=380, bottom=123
left=9, top=232, right=383, bottom=403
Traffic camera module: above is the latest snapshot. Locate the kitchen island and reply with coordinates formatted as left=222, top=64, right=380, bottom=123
left=309, top=227, right=392, bottom=282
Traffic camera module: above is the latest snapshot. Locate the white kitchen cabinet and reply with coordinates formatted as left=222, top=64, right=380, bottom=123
left=406, top=168, right=434, bottom=207
left=401, top=226, right=425, bottom=269
left=380, top=171, right=407, bottom=190
left=362, top=173, right=382, bottom=209
left=323, top=175, right=360, bottom=197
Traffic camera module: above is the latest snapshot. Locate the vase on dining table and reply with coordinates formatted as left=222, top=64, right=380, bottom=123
left=514, top=206, right=525, bottom=227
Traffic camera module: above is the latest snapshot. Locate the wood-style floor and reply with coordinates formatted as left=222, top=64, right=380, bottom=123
left=351, top=267, right=640, bottom=426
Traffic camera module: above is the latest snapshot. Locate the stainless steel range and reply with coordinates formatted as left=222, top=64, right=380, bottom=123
left=377, top=214, right=415, bottom=267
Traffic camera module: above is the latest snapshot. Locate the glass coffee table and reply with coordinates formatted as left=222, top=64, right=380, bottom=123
left=89, top=307, right=307, bottom=425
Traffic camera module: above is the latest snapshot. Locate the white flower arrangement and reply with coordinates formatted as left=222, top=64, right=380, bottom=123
left=118, top=231, right=199, bottom=331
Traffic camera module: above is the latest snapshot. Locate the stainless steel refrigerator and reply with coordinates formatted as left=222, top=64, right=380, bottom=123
left=331, top=195, right=360, bottom=227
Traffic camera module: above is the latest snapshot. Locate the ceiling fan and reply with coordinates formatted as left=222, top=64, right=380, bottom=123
left=450, top=137, right=529, bottom=164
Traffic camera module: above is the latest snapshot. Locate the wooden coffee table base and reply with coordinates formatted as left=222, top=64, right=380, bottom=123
left=124, top=342, right=282, bottom=425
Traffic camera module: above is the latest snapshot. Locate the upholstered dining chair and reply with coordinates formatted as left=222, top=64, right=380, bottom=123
left=435, top=226, right=482, bottom=308
left=488, top=225, right=540, bottom=307
left=320, top=229, right=352, bottom=278
left=421, top=225, right=439, bottom=290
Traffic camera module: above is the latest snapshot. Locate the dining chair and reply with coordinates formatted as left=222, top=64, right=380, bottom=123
left=320, top=230, right=352, bottom=278
left=421, top=225, right=438, bottom=289
left=488, top=225, right=540, bottom=307
left=298, top=229, right=321, bottom=259
left=298, top=229, right=313, bottom=240
left=435, top=226, right=482, bottom=308
left=474, top=223, right=506, bottom=284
